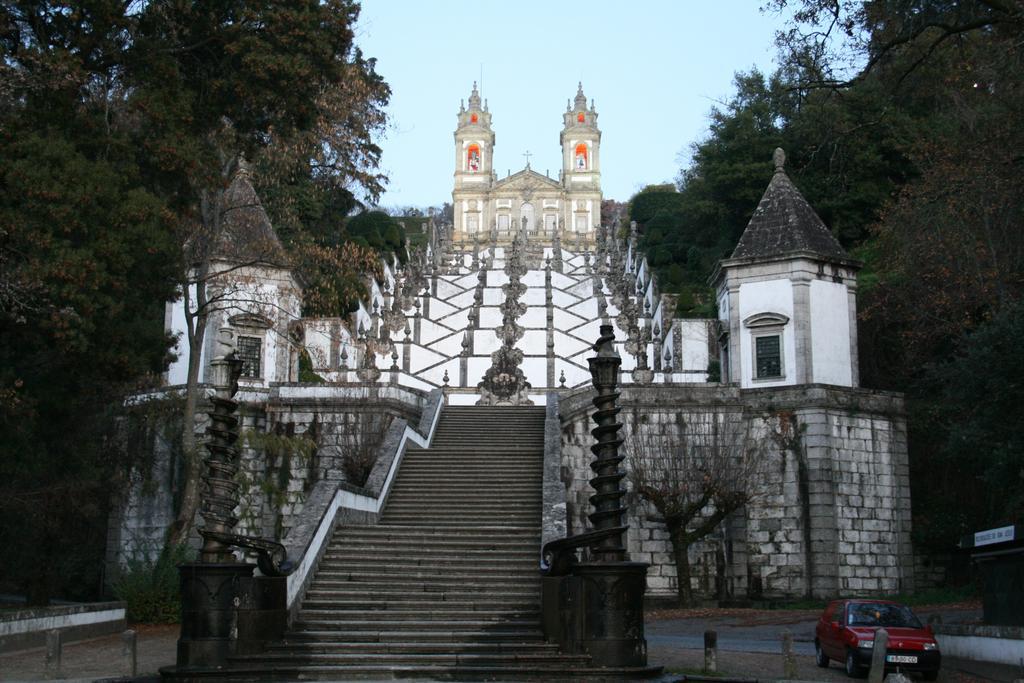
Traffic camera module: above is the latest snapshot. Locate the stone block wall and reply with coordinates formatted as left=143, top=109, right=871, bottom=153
left=105, top=383, right=426, bottom=586
left=558, top=383, right=912, bottom=601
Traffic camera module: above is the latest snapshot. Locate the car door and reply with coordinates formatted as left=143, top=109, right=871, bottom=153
left=821, top=601, right=844, bottom=659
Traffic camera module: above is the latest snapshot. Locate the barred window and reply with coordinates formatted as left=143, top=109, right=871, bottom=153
left=237, top=335, right=263, bottom=379
left=755, top=335, right=782, bottom=379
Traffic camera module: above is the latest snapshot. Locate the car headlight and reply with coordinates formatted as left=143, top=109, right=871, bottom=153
left=923, top=642, right=938, bottom=651
left=858, top=639, right=874, bottom=648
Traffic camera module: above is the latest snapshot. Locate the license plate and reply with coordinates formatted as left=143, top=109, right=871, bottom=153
left=886, top=655, right=918, bottom=664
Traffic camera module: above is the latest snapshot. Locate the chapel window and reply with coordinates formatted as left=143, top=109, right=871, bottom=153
left=755, top=335, right=783, bottom=379
left=237, top=335, right=263, bottom=379
left=467, top=144, right=481, bottom=172
left=575, top=143, right=588, bottom=170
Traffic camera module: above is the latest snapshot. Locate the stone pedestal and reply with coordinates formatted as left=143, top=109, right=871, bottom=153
left=174, top=563, right=286, bottom=669
left=543, top=561, right=649, bottom=668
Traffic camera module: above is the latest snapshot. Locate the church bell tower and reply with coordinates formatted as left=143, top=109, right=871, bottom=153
left=453, top=82, right=494, bottom=239
left=560, top=83, right=602, bottom=235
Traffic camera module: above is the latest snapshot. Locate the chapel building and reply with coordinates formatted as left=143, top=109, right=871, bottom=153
left=452, top=82, right=602, bottom=244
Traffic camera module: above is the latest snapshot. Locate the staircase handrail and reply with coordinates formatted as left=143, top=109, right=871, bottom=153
left=282, top=388, right=444, bottom=609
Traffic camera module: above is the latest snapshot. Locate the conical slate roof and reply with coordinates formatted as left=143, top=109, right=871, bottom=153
left=730, top=149, right=848, bottom=262
left=207, top=163, right=288, bottom=266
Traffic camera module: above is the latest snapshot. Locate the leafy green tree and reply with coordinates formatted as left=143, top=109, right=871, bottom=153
left=124, top=0, right=389, bottom=549
left=0, top=1, right=180, bottom=603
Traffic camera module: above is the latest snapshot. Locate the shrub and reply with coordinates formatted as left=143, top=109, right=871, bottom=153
left=113, top=544, right=192, bottom=623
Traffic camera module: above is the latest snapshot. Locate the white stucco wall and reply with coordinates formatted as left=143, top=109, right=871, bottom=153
left=738, top=280, right=795, bottom=389
left=809, top=279, right=853, bottom=386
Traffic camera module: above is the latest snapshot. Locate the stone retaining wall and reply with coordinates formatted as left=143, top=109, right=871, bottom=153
left=105, top=383, right=426, bottom=585
left=559, top=383, right=912, bottom=601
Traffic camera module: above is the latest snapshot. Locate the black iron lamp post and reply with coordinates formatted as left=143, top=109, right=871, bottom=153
left=165, top=328, right=291, bottom=677
left=540, top=324, right=657, bottom=673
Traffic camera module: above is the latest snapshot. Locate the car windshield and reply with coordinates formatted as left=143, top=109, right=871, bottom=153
left=847, top=602, right=922, bottom=628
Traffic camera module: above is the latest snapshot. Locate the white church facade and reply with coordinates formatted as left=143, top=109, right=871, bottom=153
left=452, top=83, right=602, bottom=244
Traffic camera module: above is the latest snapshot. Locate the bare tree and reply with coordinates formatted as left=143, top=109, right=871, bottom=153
left=627, top=410, right=769, bottom=607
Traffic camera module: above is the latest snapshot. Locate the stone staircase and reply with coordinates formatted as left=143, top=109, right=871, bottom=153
left=233, top=405, right=614, bottom=680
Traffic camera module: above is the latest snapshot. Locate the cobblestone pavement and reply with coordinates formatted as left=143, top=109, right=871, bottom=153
left=0, top=624, right=175, bottom=682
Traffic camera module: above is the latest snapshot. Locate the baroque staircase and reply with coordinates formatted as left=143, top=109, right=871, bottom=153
left=233, top=405, right=612, bottom=680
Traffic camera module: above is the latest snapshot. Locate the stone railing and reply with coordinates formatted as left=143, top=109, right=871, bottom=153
left=541, top=391, right=568, bottom=568
left=281, top=387, right=444, bottom=613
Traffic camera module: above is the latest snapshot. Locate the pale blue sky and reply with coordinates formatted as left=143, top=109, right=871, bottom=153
left=357, top=1, right=790, bottom=208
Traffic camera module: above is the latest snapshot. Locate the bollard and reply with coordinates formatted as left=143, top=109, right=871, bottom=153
left=703, top=630, right=717, bottom=673
left=122, top=629, right=138, bottom=676
left=869, top=628, right=889, bottom=683
left=45, top=629, right=62, bottom=680
left=781, top=629, right=797, bottom=679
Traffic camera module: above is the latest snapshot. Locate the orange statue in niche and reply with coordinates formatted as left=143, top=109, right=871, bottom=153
left=577, top=112, right=585, bottom=123
left=467, top=144, right=481, bottom=172
left=575, top=143, right=587, bottom=170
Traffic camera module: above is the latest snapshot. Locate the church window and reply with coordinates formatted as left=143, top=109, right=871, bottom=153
left=574, top=215, right=587, bottom=232
left=467, top=144, right=481, bottom=172
left=574, top=143, right=588, bottom=170
left=237, top=335, right=263, bottom=379
left=467, top=215, right=479, bottom=233
left=498, top=214, right=510, bottom=233
left=577, top=112, right=585, bottom=123
left=470, top=113, right=478, bottom=124
left=754, top=335, right=783, bottom=379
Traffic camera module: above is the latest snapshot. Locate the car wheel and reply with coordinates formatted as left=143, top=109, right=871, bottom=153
left=815, top=641, right=829, bottom=668
left=845, top=649, right=865, bottom=678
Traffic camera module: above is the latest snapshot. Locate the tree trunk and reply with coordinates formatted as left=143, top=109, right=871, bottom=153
left=667, top=522, right=694, bottom=607
left=164, top=280, right=207, bottom=551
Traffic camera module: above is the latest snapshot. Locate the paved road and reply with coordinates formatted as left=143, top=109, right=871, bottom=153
left=0, top=605, right=989, bottom=682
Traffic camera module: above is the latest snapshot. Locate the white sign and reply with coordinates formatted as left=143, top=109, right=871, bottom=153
left=975, top=525, right=1015, bottom=547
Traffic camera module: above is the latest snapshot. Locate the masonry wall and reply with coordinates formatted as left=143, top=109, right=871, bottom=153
left=105, top=383, right=426, bottom=585
left=558, top=383, right=912, bottom=601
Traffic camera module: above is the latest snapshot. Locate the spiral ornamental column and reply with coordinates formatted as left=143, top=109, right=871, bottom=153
left=169, top=328, right=292, bottom=674
left=587, top=324, right=627, bottom=563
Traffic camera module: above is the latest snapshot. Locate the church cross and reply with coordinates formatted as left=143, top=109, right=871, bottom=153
left=523, top=150, right=532, bottom=167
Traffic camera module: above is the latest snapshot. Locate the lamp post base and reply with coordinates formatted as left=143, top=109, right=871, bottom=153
left=174, top=562, right=286, bottom=669
left=543, top=561, right=651, bottom=668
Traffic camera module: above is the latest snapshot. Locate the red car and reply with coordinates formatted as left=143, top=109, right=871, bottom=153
left=814, top=599, right=941, bottom=679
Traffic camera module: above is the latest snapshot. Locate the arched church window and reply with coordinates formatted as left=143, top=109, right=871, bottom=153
left=575, top=143, right=588, bottom=170
left=467, top=144, right=481, bottom=172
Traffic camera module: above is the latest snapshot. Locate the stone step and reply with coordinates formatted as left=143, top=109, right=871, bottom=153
left=378, top=517, right=539, bottom=527
left=299, top=597, right=536, bottom=611
left=298, top=609, right=541, bottom=623
left=281, top=628, right=544, bottom=643
left=311, top=569, right=539, bottom=583
left=381, top=502, right=540, bottom=510
left=265, top=641, right=559, bottom=655
left=302, top=587, right=539, bottom=601
left=330, top=530, right=539, bottom=544
left=215, top=662, right=660, bottom=683
left=321, top=542, right=535, bottom=556
left=237, top=652, right=591, bottom=667
left=291, top=617, right=540, bottom=632
left=315, top=556, right=535, bottom=570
